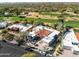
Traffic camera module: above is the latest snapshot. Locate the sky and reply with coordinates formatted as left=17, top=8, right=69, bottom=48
left=0, top=0, right=79, bottom=3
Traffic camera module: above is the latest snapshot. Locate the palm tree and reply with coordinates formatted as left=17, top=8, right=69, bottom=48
left=58, top=13, right=65, bottom=30
left=56, top=13, right=66, bottom=51
left=53, top=24, right=58, bottom=30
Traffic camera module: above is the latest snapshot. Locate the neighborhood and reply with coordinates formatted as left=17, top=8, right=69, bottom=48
left=0, top=2, right=79, bottom=57
left=0, top=19, right=79, bottom=57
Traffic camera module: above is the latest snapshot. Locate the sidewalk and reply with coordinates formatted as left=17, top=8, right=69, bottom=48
left=59, top=49, right=79, bottom=57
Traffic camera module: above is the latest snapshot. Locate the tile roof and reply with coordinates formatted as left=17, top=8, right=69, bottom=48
left=75, top=32, right=79, bottom=41
left=35, top=29, right=51, bottom=38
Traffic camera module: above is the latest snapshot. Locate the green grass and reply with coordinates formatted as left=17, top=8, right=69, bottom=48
left=40, top=12, right=79, bottom=18
left=35, top=18, right=79, bottom=28
left=0, top=16, right=6, bottom=21
left=11, top=16, right=59, bottom=25
left=40, top=12, right=61, bottom=16
left=74, top=29, right=79, bottom=32
left=5, top=16, right=34, bottom=22
left=35, top=18, right=58, bottom=23
left=0, top=16, right=79, bottom=28
left=21, top=52, right=36, bottom=57
left=64, top=21, right=79, bottom=28
left=34, top=18, right=59, bottom=26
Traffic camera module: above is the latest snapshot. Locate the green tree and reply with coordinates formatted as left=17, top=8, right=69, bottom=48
left=1, top=29, right=14, bottom=41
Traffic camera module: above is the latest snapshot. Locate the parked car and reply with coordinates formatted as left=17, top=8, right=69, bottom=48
left=30, top=47, right=37, bottom=49
left=25, top=48, right=34, bottom=52
left=0, top=43, right=3, bottom=48
left=0, top=22, right=8, bottom=29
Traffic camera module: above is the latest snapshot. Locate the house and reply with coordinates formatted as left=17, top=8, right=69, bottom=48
left=42, top=30, right=59, bottom=44
left=62, top=29, right=79, bottom=54
left=36, top=29, right=60, bottom=50
left=72, top=32, right=79, bottom=54
left=28, top=12, right=39, bottom=16
left=19, top=12, right=27, bottom=18
left=0, top=22, right=8, bottom=29
left=28, top=25, right=53, bottom=41
left=64, top=8, right=76, bottom=15
left=65, top=8, right=73, bottom=12
left=27, top=12, right=41, bottom=18
left=8, top=23, right=33, bottom=32
left=29, top=25, right=59, bottom=38
left=4, top=12, right=10, bottom=16
left=35, top=29, right=51, bottom=38
left=75, top=33, right=79, bottom=41
left=28, top=25, right=60, bottom=51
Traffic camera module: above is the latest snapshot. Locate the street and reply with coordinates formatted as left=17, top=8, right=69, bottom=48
left=0, top=41, right=45, bottom=57
left=0, top=41, right=27, bottom=57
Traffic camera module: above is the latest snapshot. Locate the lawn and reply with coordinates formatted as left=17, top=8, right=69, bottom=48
left=40, top=12, right=61, bottom=16
left=11, top=16, right=34, bottom=21
left=0, top=16, right=79, bottom=28
left=34, top=18, right=79, bottom=28
left=34, top=18, right=58, bottom=23
left=0, top=16, right=34, bottom=22
left=74, top=29, right=79, bottom=32
left=64, top=21, right=79, bottom=28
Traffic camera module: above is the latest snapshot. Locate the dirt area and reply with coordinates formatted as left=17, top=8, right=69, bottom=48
left=27, top=12, right=79, bottom=21
left=74, top=28, right=79, bottom=30
left=27, top=12, right=58, bottom=19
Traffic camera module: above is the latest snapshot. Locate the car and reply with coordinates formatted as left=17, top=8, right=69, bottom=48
left=0, top=22, right=8, bottom=29
left=2, top=40, right=7, bottom=43
left=30, top=47, right=37, bottom=49
left=39, top=50, right=46, bottom=55
left=0, top=44, right=3, bottom=48
left=25, top=48, right=34, bottom=52
left=35, top=44, right=38, bottom=46
left=46, top=54, right=53, bottom=57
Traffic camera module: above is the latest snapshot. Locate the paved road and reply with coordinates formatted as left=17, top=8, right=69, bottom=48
left=0, top=41, right=45, bottom=57
left=0, top=41, right=27, bottom=57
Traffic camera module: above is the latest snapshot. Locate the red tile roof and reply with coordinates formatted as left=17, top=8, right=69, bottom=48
left=35, top=29, right=51, bottom=38
left=75, top=33, right=79, bottom=41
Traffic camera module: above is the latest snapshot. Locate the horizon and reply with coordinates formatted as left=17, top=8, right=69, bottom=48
left=0, top=0, right=60, bottom=3
left=0, top=0, right=79, bottom=3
